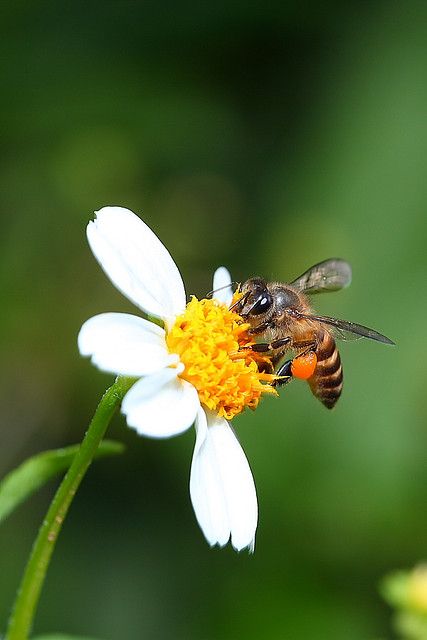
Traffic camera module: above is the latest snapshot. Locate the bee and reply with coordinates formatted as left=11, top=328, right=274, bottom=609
left=232, top=258, right=394, bottom=409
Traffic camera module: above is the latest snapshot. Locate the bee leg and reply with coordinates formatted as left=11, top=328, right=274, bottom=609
left=248, top=321, right=274, bottom=335
left=258, top=360, right=274, bottom=374
left=272, top=340, right=317, bottom=387
left=250, top=337, right=291, bottom=353
left=273, top=342, right=318, bottom=387
left=292, top=340, right=318, bottom=359
left=272, top=359, right=293, bottom=387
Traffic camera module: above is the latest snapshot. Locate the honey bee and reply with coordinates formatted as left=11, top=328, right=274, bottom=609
left=232, top=259, right=394, bottom=409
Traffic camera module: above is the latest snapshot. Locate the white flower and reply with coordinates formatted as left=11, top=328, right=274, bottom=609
left=78, top=206, right=268, bottom=552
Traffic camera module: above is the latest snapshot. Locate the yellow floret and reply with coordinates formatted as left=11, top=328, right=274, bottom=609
left=166, top=296, right=277, bottom=420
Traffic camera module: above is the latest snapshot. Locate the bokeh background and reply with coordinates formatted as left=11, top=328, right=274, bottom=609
left=1, top=2, right=427, bottom=638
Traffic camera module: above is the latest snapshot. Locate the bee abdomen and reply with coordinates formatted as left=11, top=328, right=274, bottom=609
left=308, top=330, right=343, bottom=409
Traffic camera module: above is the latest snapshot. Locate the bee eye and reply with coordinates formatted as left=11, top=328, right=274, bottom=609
left=251, top=293, right=273, bottom=315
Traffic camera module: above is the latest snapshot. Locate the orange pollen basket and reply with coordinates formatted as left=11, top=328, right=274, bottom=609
left=291, top=351, right=318, bottom=380
left=166, top=295, right=278, bottom=420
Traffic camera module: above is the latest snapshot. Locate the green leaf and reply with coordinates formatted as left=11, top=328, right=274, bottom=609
left=0, top=440, right=125, bottom=524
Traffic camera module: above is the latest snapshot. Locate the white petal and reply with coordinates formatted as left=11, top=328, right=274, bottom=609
left=212, top=266, right=233, bottom=306
left=87, top=207, right=186, bottom=321
left=190, top=410, right=258, bottom=552
left=78, top=313, right=178, bottom=377
left=122, top=368, right=200, bottom=438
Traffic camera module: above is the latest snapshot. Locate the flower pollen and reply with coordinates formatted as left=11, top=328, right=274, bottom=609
left=166, top=296, right=277, bottom=420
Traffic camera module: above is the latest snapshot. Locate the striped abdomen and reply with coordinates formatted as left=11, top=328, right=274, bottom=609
left=308, top=328, right=343, bottom=409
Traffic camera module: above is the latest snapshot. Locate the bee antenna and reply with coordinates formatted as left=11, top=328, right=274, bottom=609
left=206, top=281, right=238, bottom=299
left=229, top=289, right=248, bottom=311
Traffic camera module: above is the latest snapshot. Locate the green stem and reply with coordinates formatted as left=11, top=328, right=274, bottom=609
left=5, top=376, right=135, bottom=640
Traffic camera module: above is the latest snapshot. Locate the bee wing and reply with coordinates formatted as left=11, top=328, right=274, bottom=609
left=289, top=259, right=352, bottom=294
left=299, top=312, right=395, bottom=345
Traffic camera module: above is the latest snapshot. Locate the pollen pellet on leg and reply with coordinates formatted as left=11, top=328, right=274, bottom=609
left=291, top=351, right=317, bottom=380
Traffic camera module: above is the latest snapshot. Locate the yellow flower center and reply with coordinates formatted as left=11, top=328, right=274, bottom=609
left=166, top=296, right=277, bottom=420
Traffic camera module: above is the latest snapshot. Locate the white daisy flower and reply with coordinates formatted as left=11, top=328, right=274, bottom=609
left=78, top=206, right=276, bottom=552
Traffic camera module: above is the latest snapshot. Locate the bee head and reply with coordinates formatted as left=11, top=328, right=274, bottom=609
left=233, top=277, right=274, bottom=318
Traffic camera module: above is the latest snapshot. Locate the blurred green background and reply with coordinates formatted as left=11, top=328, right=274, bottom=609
left=1, top=2, right=427, bottom=639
